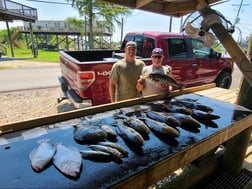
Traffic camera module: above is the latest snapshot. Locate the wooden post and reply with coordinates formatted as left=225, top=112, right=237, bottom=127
left=200, top=6, right=252, bottom=176
left=222, top=35, right=252, bottom=175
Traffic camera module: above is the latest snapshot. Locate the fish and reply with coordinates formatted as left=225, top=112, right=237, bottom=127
left=196, top=118, right=218, bottom=128
left=161, top=103, right=193, bottom=115
left=73, top=125, right=107, bottom=143
left=99, top=124, right=117, bottom=138
left=167, top=113, right=201, bottom=128
left=97, top=141, right=128, bottom=157
left=29, top=140, right=56, bottom=172
left=53, top=143, right=82, bottom=177
left=88, top=144, right=123, bottom=161
left=140, top=115, right=180, bottom=137
left=173, top=99, right=213, bottom=113
left=145, top=111, right=181, bottom=127
left=144, top=73, right=183, bottom=91
left=80, top=150, right=114, bottom=162
left=116, top=114, right=150, bottom=135
left=116, top=120, right=145, bottom=146
left=191, top=109, right=221, bottom=120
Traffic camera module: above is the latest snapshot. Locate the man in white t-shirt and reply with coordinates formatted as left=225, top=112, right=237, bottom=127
left=136, top=48, right=172, bottom=96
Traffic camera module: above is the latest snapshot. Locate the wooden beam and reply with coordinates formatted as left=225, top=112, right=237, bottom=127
left=164, top=1, right=198, bottom=16
left=98, top=0, right=222, bottom=17
left=136, top=0, right=154, bottom=8
left=0, top=83, right=215, bottom=135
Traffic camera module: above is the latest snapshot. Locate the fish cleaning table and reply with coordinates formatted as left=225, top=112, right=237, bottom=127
left=0, top=87, right=251, bottom=189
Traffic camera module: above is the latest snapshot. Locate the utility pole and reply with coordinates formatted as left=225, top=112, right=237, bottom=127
left=169, top=16, right=172, bottom=32
left=232, top=0, right=250, bottom=26
left=120, top=17, right=124, bottom=45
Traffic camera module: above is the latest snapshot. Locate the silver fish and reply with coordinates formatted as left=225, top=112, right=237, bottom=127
left=145, top=111, right=181, bottom=126
left=80, top=150, right=113, bottom=161
left=116, top=120, right=145, bottom=146
left=116, top=114, right=150, bottom=135
left=89, top=144, right=123, bottom=160
left=53, top=144, right=82, bottom=177
left=29, top=140, right=56, bottom=172
left=141, top=116, right=180, bottom=137
left=144, top=73, right=183, bottom=91
left=97, top=141, right=128, bottom=157
left=73, top=125, right=107, bottom=142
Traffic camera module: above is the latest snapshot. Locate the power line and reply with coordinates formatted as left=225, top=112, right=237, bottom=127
left=25, top=0, right=72, bottom=5
left=232, top=0, right=250, bottom=26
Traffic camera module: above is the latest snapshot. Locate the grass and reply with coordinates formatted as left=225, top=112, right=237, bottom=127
left=6, top=48, right=60, bottom=63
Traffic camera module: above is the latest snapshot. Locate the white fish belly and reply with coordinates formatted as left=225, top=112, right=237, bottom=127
left=53, top=144, right=82, bottom=177
left=142, top=79, right=168, bottom=96
left=29, top=140, right=55, bottom=172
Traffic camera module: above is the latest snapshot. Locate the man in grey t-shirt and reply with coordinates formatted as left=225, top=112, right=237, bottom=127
left=109, top=41, right=145, bottom=102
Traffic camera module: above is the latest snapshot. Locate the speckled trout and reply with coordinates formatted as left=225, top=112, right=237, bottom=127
left=144, top=73, right=183, bottom=92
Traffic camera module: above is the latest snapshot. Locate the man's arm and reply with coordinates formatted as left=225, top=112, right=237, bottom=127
left=136, top=77, right=145, bottom=92
left=109, top=79, right=117, bottom=102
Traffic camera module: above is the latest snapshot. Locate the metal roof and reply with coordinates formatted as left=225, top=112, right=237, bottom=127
left=98, top=0, right=222, bottom=17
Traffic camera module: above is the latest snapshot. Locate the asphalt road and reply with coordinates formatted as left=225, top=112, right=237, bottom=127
left=0, top=62, right=242, bottom=92
left=0, top=66, right=61, bottom=92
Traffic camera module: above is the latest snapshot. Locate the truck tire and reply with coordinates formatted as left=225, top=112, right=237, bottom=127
left=215, top=71, right=232, bottom=89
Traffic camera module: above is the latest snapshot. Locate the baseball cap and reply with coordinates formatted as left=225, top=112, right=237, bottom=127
left=126, top=41, right=137, bottom=48
left=152, top=48, right=163, bottom=55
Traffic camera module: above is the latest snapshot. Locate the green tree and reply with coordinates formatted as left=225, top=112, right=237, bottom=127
left=67, top=0, right=131, bottom=49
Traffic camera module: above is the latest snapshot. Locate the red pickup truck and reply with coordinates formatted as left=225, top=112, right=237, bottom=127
left=58, top=32, right=234, bottom=107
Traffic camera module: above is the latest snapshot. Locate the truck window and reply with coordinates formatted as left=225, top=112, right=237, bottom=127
left=121, top=35, right=134, bottom=50
left=121, top=34, right=154, bottom=58
left=135, top=36, right=143, bottom=55
left=168, top=39, right=187, bottom=58
left=141, top=38, right=154, bottom=57
left=191, top=39, right=211, bottom=58
left=134, top=36, right=154, bottom=58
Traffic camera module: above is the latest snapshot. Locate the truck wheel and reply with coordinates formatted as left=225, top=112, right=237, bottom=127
left=216, top=72, right=232, bottom=89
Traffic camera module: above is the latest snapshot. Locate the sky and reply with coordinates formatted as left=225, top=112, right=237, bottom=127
left=1, top=0, right=251, bottom=42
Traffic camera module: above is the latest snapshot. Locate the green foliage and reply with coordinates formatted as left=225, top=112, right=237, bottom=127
left=67, top=0, right=131, bottom=48
left=0, top=29, right=9, bottom=44
left=5, top=48, right=59, bottom=62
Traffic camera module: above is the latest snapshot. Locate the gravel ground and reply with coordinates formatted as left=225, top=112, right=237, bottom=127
left=0, top=87, right=76, bottom=125
left=0, top=59, right=76, bottom=125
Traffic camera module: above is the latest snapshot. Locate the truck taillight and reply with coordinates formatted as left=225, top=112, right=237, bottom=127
left=77, top=71, right=95, bottom=90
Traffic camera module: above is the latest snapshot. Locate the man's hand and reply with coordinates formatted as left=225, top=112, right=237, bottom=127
left=136, top=77, right=145, bottom=92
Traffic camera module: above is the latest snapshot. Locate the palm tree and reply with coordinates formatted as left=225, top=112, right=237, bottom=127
left=68, top=0, right=131, bottom=49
